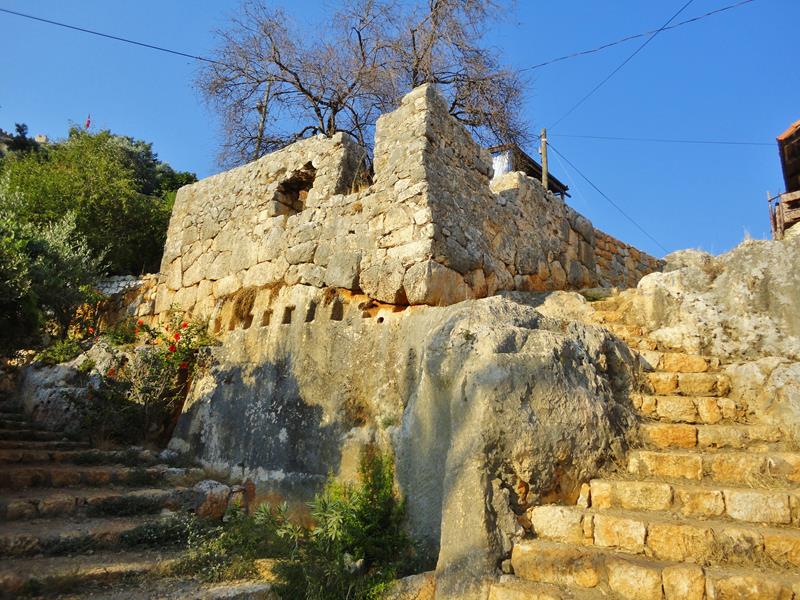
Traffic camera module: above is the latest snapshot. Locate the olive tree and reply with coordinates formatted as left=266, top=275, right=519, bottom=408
left=199, top=0, right=529, bottom=167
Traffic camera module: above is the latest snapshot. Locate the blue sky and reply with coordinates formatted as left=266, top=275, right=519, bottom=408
left=2, top=0, right=797, bottom=257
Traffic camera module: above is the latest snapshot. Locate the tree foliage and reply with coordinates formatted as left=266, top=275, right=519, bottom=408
left=0, top=213, right=104, bottom=351
left=199, top=0, right=529, bottom=167
left=0, top=127, right=196, bottom=275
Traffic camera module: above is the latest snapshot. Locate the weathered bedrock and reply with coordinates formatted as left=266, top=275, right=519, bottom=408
left=169, top=289, right=639, bottom=599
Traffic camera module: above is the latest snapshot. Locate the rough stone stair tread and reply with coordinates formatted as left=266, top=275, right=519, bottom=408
left=0, top=439, right=90, bottom=450
left=2, top=484, right=184, bottom=502
left=514, top=538, right=800, bottom=584
left=639, top=422, right=789, bottom=451
left=582, top=506, right=800, bottom=534
left=0, top=447, right=156, bottom=465
left=0, top=547, right=180, bottom=579
left=0, top=514, right=163, bottom=539
left=491, top=576, right=607, bottom=599
left=591, top=476, right=800, bottom=496
left=0, top=427, right=68, bottom=439
left=58, top=578, right=275, bottom=600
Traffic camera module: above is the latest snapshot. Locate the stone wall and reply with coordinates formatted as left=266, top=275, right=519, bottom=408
left=594, top=229, right=664, bottom=288
left=147, top=84, right=662, bottom=329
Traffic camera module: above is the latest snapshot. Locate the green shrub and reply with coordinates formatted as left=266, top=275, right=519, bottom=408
left=104, top=317, right=138, bottom=346
left=36, top=338, right=82, bottom=365
left=173, top=451, right=415, bottom=599
left=270, top=449, right=412, bottom=600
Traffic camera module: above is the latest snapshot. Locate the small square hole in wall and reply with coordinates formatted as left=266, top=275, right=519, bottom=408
left=282, top=306, right=295, bottom=324
left=214, top=317, right=222, bottom=334
left=377, top=316, right=384, bottom=324
left=261, top=310, right=272, bottom=327
left=330, top=299, right=344, bottom=321
left=305, top=302, right=317, bottom=322
left=228, top=319, right=236, bottom=331
left=242, top=314, right=254, bottom=329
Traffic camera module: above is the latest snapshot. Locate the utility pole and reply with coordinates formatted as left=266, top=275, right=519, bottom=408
left=540, top=128, right=549, bottom=192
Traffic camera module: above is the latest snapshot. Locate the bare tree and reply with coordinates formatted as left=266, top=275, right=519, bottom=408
left=199, top=0, right=529, bottom=168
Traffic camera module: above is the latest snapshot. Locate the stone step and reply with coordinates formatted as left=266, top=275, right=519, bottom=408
left=0, top=515, right=168, bottom=557
left=639, top=351, right=720, bottom=374
left=528, top=505, right=800, bottom=570
left=627, top=449, right=800, bottom=486
left=0, top=418, right=47, bottom=431
left=0, top=548, right=179, bottom=597
left=633, top=394, right=747, bottom=424
left=489, top=576, right=605, bottom=600
left=0, top=464, right=205, bottom=489
left=1, top=486, right=195, bottom=522
left=646, top=372, right=731, bottom=397
left=588, top=478, right=800, bottom=525
left=0, top=447, right=154, bottom=466
left=640, top=423, right=788, bottom=451
left=0, top=401, right=22, bottom=414
left=64, top=578, right=276, bottom=600
left=0, top=428, right=68, bottom=442
left=0, top=412, right=27, bottom=422
left=511, top=539, right=800, bottom=600
left=0, top=438, right=91, bottom=450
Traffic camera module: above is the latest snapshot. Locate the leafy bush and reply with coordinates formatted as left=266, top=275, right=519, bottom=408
left=76, top=312, right=216, bottom=445
left=104, top=317, right=138, bottom=346
left=0, top=212, right=104, bottom=351
left=0, top=126, right=196, bottom=275
left=270, top=449, right=412, bottom=600
left=172, top=450, right=415, bottom=599
left=35, top=338, right=83, bottom=366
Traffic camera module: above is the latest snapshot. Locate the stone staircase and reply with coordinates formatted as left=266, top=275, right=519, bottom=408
left=490, top=298, right=800, bottom=600
left=0, top=394, right=270, bottom=599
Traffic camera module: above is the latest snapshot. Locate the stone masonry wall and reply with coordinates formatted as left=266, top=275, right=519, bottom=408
left=148, top=84, right=662, bottom=327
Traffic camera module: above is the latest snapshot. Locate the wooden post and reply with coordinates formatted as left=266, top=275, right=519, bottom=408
left=768, top=191, right=776, bottom=240
left=540, top=128, right=549, bottom=191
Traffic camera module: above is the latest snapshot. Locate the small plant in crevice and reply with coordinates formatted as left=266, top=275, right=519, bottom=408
left=35, top=338, right=83, bottom=366
left=169, top=450, right=421, bottom=599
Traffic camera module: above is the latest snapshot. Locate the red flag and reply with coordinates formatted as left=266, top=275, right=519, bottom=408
left=85, top=114, right=91, bottom=129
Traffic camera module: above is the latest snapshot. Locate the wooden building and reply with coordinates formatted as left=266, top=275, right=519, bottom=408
left=771, top=120, right=800, bottom=239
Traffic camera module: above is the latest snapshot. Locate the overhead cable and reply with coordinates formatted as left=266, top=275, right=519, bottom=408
left=549, top=0, right=697, bottom=130
left=547, top=142, right=670, bottom=255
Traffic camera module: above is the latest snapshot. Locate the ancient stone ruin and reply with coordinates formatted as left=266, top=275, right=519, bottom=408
left=146, top=84, right=661, bottom=328
left=4, top=84, right=799, bottom=599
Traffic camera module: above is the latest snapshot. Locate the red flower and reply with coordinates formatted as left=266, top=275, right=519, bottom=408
left=134, top=328, right=139, bottom=335
left=87, top=326, right=95, bottom=334
left=181, top=322, right=188, bottom=329
left=168, top=344, right=177, bottom=353
left=106, top=368, right=116, bottom=377
left=179, top=362, right=189, bottom=370
left=173, top=332, right=181, bottom=341
left=137, top=319, right=144, bottom=326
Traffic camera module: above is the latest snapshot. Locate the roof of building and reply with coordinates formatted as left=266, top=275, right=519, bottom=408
left=777, top=119, right=800, bottom=142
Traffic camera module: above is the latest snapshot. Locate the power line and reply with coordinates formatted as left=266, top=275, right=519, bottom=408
left=549, top=0, right=696, bottom=131
left=551, top=133, right=773, bottom=147
left=547, top=142, right=669, bottom=255
left=521, top=0, right=757, bottom=72
left=0, top=8, right=224, bottom=66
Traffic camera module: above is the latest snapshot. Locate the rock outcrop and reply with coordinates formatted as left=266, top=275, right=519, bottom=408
left=168, top=292, right=640, bottom=599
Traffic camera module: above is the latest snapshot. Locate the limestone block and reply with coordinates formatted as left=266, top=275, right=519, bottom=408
left=360, top=259, right=407, bottom=304
left=660, top=353, right=709, bottom=373
left=662, top=564, right=705, bottom=600
left=165, top=258, right=182, bottom=291
left=527, top=505, right=584, bottom=544
left=243, top=260, right=288, bottom=287
left=403, top=260, right=471, bottom=306
left=592, top=513, right=645, bottom=552
left=213, top=275, right=241, bottom=298
left=194, top=480, right=231, bottom=520
left=511, top=543, right=600, bottom=588
left=708, top=574, right=791, bottom=600
left=645, top=522, right=714, bottom=562
left=207, top=252, right=232, bottom=281
left=258, top=226, right=285, bottom=263
left=724, top=489, right=791, bottom=524
left=589, top=480, right=672, bottom=511
left=286, top=240, right=317, bottom=265
left=696, top=397, right=723, bottom=423
left=676, top=487, right=724, bottom=518
left=628, top=451, right=703, bottom=481
left=606, top=558, right=662, bottom=600
left=764, top=531, right=800, bottom=568
left=549, top=261, right=567, bottom=290
left=297, top=263, right=326, bottom=287
left=388, top=239, right=432, bottom=268
left=324, top=252, right=361, bottom=290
